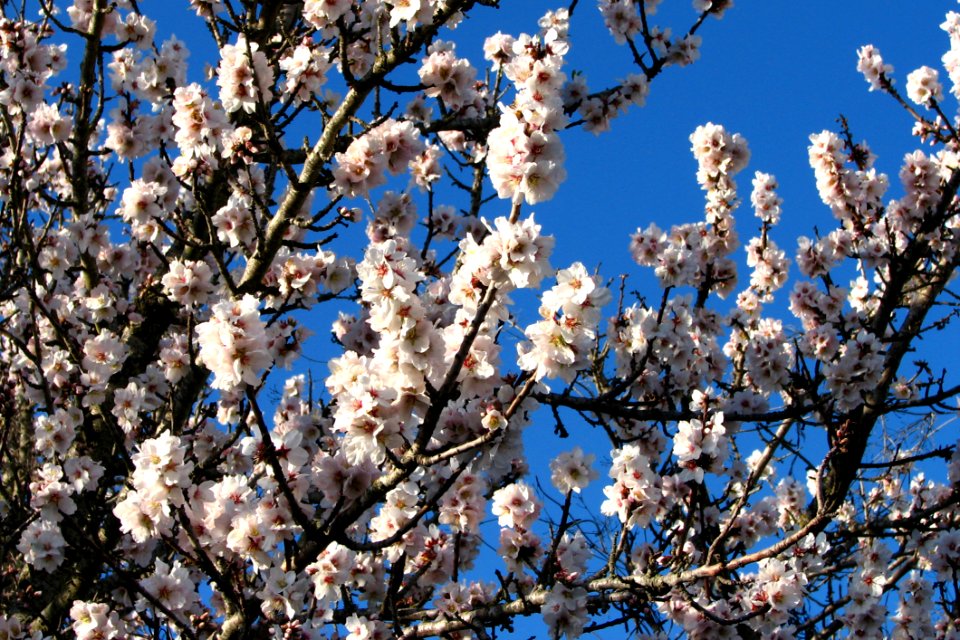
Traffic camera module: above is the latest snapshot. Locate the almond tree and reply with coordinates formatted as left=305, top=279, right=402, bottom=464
left=1, top=1, right=959, bottom=639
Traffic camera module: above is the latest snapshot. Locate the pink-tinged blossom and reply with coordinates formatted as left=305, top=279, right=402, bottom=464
left=419, top=42, right=477, bottom=110
left=161, top=259, right=215, bottom=307
left=333, top=119, right=425, bottom=198
left=34, top=406, right=80, bottom=458
left=481, top=406, right=507, bottom=431
left=550, top=446, right=598, bottom=494
left=70, top=601, right=125, bottom=640
left=673, top=412, right=727, bottom=483
left=905, top=65, right=943, bottom=105
left=621, top=72, right=650, bottom=106
left=131, top=433, right=194, bottom=499
left=439, top=472, right=487, bottom=533
left=303, top=0, right=353, bottom=29
left=344, top=615, right=391, bottom=640
left=486, top=21, right=570, bottom=204
left=26, top=102, right=72, bottom=146
left=211, top=192, right=257, bottom=249
left=483, top=215, right=555, bottom=290
left=159, top=332, right=191, bottom=384
left=29, top=463, right=77, bottom=521
left=899, top=149, right=940, bottom=210
left=601, top=445, right=663, bottom=528
left=306, top=542, right=356, bottom=604
left=518, top=263, right=610, bottom=382
left=113, top=487, right=174, bottom=544
left=740, top=317, right=792, bottom=392
left=892, top=572, right=936, bottom=639
left=542, top=585, right=588, bottom=639
left=387, top=0, right=434, bottom=28
left=196, top=294, right=272, bottom=390
left=63, top=456, right=104, bottom=493
left=115, top=11, right=156, bottom=49
left=599, top=0, right=642, bottom=45
left=82, top=330, right=127, bottom=379
left=629, top=222, right=664, bottom=266
left=171, top=83, right=233, bottom=169
left=667, top=34, right=702, bottom=66
left=217, top=35, right=274, bottom=114
left=112, top=382, right=146, bottom=433
left=491, top=481, right=541, bottom=530
left=270, top=248, right=343, bottom=304
left=487, top=112, right=567, bottom=205
left=823, top=330, right=885, bottom=412
left=857, top=44, right=893, bottom=91
left=17, top=518, right=65, bottom=572
left=499, top=527, right=542, bottom=574
left=434, top=582, right=494, bottom=620
left=139, top=560, right=197, bottom=614
left=690, top=122, right=750, bottom=185
left=517, top=318, right=582, bottom=382
left=410, top=144, right=444, bottom=191
left=808, top=133, right=888, bottom=228
left=120, top=179, right=168, bottom=241
left=751, top=171, right=782, bottom=225
left=751, top=558, right=806, bottom=612
left=278, top=39, right=331, bottom=104
left=483, top=32, right=515, bottom=69
left=225, top=510, right=276, bottom=569
left=943, top=31, right=960, bottom=100
left=555, top=531, right=591, bottom=579
left=745, top=237, right=789, bottom=298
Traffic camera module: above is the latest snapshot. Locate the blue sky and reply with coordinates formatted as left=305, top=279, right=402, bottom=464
left=536, top=1, right=948, bottom=281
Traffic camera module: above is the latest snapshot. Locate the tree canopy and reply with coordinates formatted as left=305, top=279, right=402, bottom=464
left=2, top=1, right=960, bottom=639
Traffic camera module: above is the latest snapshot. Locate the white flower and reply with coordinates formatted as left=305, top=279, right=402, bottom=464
left=82, top=330, right=128, bottom=379
left=17, top=518, right=66, bottom=572
left=857, top=44, right=892, bottom=91
left=217, top=35, right=274, bottom=113
left=196, top=294, right=271, bottom=390
left=140, top=560, right=197, bottom=613
left=306, top=542, right=356, bottom=604
left=550, top=446, right=598, bottom=494
left=161, top=259, right=215, bottom=306
left=491, top=482, right=541, bottom=530
left=542, top=585, right=588, bottom=639
left=906, top=65, right=943, bottom=105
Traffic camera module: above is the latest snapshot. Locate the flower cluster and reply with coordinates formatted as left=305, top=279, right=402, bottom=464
left=542, top=585, right=588, bottom=639
left=112, top=433, right=194, bottom=543
left=942, top=11, right=960, bottom=100
left=906, top=65, right=943, bottom=106
left=217, top=34, right=274, bottom=114
left=486, top=12, right=570, bottom=204
left=171, top=83, right=234, bottom=171
left=601, top=444, right=663, bottom=528
left=518, top=262, right=610, bottom=382
left=672, top=411, right=727, bottom=483
left=550, top=446, right=598, bottom=494
left=857, top=44, right=893, bottom=91
left=419, top=41, right=478, bottom=111
left=607, top=294, right=726, bottom=402
left=0, top=19, right=67, bottom=116
left=333, top=119, right=426, bottom=197
left=628, top=123, right=748, bottom=297
left=278, top=38, right=331, bottom=105
left=196, top=294, right=271, bottom=390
